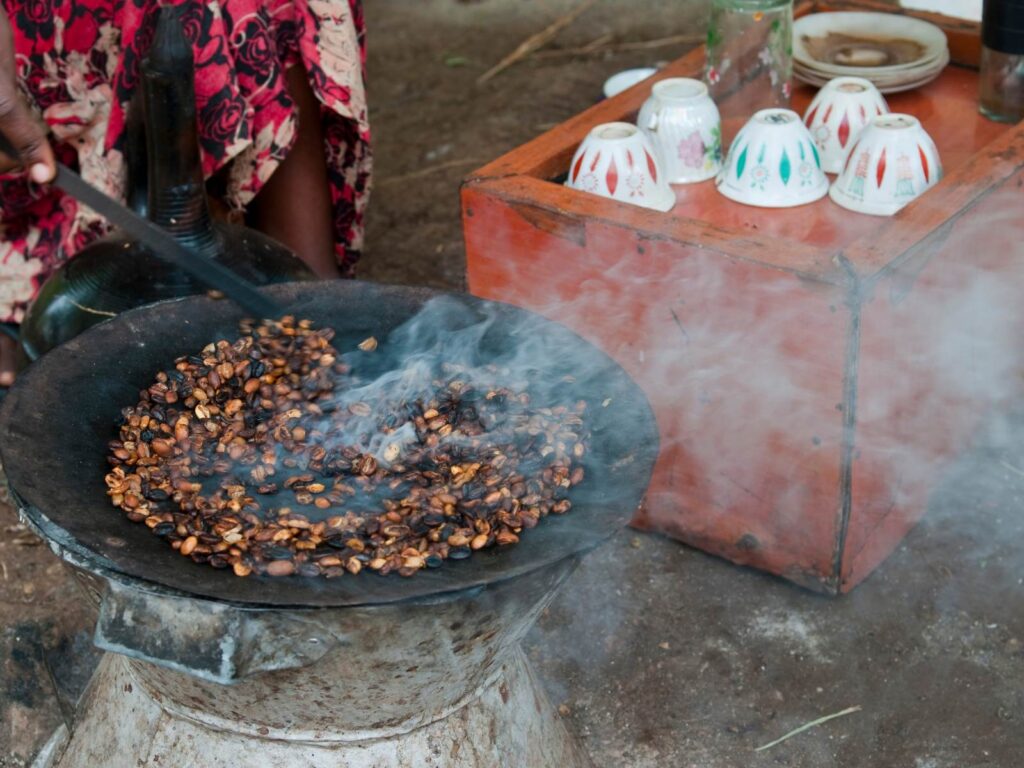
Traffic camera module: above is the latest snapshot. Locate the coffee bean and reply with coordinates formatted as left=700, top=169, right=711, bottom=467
left=266, top=560, right=295, bottom=577
left=106, top=315, right=591, bottom=580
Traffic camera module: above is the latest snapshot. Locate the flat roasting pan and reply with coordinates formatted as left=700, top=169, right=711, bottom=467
left=0, top=281, right=658, bottom=607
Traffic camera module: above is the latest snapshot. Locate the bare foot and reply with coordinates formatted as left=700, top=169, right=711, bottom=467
left=0, top=335, right=17, bottom=386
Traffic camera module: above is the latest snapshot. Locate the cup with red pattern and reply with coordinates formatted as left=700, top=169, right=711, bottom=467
left=829, top=113, right=942, bottom=216
left=803, top=77, right=890, bottom=174
left=565, top=122, right=676, bottom=212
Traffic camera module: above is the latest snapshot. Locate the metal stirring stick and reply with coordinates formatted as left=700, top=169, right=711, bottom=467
left=0, top=134, right=284, bottom=320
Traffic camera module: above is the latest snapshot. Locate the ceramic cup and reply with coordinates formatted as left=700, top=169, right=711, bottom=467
left=565, top=122, right=676, bottom=212
left=829, top=113, right=942, bottom=216
left=803, top=77, right=890, bottom=174
left=715, top=108, right=829, bottom=208
left=637, top=78, right=723, bottom=184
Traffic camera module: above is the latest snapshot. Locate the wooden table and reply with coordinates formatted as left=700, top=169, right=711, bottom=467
left=462, top=2, right=1024, bottom=593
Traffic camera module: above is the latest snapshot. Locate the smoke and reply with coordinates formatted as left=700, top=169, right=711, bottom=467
left=464, top=159, right=1024, bottom=594
left=317, top=296, right=606, bottom=464
left=227, top=292, right=651, bottom=538
left=509, top=172, right=1024, bottom=767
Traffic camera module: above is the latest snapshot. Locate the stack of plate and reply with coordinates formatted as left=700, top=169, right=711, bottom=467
left=793, top=12, right=950, bottom=94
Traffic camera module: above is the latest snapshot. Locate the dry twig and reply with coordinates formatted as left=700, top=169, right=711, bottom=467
left=378, top=158, right=486, bottom=186
left=531, top=33, right=703, bottom=59
left=477, top=0, right=599, bottom=84
left=755, top=705, right=863, bottom=752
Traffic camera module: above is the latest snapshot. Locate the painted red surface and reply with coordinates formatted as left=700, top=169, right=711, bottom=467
left=463, top=46, right=1024, bottom=594
left=841, top=169, right=1024, bottom=589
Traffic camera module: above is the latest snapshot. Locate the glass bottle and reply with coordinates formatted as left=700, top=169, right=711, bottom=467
left=979, top=0, right=1024, bottom=123
left=704, top=0, right=794, bottom=122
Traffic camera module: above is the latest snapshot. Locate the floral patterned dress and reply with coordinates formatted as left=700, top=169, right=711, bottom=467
left=0, top=0, right=371, bottom=323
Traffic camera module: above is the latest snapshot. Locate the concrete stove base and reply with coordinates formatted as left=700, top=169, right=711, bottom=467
left=39, top=650, right=592, bottom=768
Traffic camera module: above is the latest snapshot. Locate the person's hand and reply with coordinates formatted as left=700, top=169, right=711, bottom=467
left=0, top=10, right=54, bottom=182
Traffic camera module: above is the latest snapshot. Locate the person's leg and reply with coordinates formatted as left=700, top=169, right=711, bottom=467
left=249, top=64, right=339, bottom=279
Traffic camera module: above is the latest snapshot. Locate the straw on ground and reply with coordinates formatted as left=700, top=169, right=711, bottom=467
left=754, top=705, right=863, bottom=752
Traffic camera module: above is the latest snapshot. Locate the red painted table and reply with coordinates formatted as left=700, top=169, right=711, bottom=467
left=462, top=2, right=1024, bottom=593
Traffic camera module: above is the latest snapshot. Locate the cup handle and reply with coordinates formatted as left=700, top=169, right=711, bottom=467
left=647, top=109, right=660, bottom=131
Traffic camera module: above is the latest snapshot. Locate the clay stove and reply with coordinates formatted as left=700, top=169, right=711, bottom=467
left=2, top=282, right=658, bottom=768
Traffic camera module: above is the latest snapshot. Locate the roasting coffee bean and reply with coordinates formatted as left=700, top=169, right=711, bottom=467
left=262, top=546, right=294, bottom=561
left=105, top=315, right=590, bottom=579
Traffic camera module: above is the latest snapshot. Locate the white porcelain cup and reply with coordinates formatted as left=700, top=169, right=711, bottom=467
left=566, top=122, right=676, bottom=212
left=829, top=113, right=942, bottom=216
left=803, top=77, right=890, bottom=174
left=715, top=108, right=829, bottom=208
left=638, top=78, right=723, bottom=184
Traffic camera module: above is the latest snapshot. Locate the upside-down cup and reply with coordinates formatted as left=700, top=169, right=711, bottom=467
left=565, top=122, right=676, bottom=212
left=638, top=78, right=723, bottom=184
left=829, top=113, right=942, bottom=216
left=803, top=77, right=890, bottom=174
left=715, top=109, right=829, bottom=208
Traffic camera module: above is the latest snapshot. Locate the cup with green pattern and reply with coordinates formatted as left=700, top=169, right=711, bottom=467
left=715, top=108, right=828, bottom=207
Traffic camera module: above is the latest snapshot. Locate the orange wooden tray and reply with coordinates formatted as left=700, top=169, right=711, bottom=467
left=462, top=1, right=1024, bottom=594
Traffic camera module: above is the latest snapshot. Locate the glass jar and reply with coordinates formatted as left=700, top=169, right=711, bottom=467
left=704, top=0, right=794, bottom=121
left=979, top=0, right=1024, bottom=123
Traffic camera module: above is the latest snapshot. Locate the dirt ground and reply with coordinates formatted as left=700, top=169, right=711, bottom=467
left=5, top=0, right=1024, bottom=766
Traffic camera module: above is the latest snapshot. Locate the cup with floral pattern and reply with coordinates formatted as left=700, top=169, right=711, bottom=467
left=715, top=108, right=829, bottom=208
left=565, top=122, right=676, bottom=212
left=638, top=78, right=723, bottom=184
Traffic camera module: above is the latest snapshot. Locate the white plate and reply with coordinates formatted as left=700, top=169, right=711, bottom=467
left=794, top=12, right=948, bottom=74
left=795, top=50, right=947, bottom=77
left=795, top=50, right=949, bottom=83
left=602, top=68, right=658, bottom=99
left=795, top=50, right=949, bottom=93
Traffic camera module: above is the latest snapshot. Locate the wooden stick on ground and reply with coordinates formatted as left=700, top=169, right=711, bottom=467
left=477, top=0, right=600, bottom=84
left=378, top=158, right=486, bottom=186
left=577, top=32, right=615, bottom=53
left=531, top=33, right=703, bottom=59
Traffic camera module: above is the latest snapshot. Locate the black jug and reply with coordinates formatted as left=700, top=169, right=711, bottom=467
left=19, top=7, right=314, bottom=361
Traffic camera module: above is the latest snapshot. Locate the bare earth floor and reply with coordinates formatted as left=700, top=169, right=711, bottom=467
left=4, top=1, right=1023, bottom=766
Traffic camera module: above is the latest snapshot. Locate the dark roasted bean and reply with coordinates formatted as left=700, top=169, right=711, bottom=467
left=107, top=315, right=591, bottom=579
left=262, top=545, right=294, bottom=561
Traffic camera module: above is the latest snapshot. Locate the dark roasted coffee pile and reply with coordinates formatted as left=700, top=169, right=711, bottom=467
left=105, top=317, right=589, bottom=578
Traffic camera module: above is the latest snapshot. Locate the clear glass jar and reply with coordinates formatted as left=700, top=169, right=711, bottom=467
left=704, top=0, right=794, bottom=121
left=979, top=46, right=1024, bottom=122
left=979, top=0, right=1024, bottom=124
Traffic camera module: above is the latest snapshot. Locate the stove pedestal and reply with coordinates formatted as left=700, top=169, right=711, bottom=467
left=34, top=558, right=593, bottom=768
left=41, top=648, right=589, bottom=768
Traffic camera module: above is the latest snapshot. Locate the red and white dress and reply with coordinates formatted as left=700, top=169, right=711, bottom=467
left=0, top=0, right=371, bottom=322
